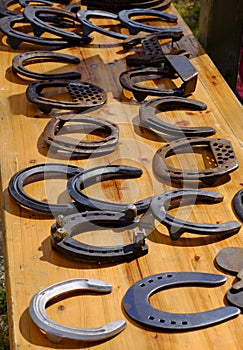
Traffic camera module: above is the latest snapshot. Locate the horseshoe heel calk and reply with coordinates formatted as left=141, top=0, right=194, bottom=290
left=123, top=272, right=240, bottom=331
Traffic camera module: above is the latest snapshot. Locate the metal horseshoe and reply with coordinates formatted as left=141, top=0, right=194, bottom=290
left=29, top=278, right=126, bottom=343
left=67, top=165, right=152, bottom=214
left=123, top=272, right=240, bottom=331
left=139, top=96, right=215, bottom=138
left=153, top=137, right=238, bottom=186
left=51, top=211, right=148, bottom=264
left=150, top=189, right=240, bottom=240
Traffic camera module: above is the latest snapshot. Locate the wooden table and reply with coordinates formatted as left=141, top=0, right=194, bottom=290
left=1, top=5, right=243, bottom=350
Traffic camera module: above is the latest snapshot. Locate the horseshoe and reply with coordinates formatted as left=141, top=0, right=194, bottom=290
left=139, top=96, right=215, bottom=138
left=67, top=165, right=152, bottom=214
left=123, top=272, right=240, bottom=330
left=12, top=51, right=81, bottom=80
left=153, top=137, right=238, bottom=186
left=232, top=189, right=243, bottom=221
left=150, top=188, right=240, bottom=240
left=29, top=278, right=126, bottom=343
left=118, top=8, right=182, bottom=36
left=8, top=163, right=84, bottom=216
left=77, top=10, right=128, bottom=39
left=51, top=211, right=148, bottom=264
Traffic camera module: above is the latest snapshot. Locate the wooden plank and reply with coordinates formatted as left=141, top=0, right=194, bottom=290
left=199, top=0, right=243, bottom=90
left=0, top=5, right=243, bottom=350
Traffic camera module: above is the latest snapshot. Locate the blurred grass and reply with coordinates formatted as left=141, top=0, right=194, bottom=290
left=173, top=0, right=200, bottom=37
left=0, top=287, right=9, bottom=350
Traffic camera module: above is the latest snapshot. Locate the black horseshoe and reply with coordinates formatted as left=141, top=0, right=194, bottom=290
left=150, top=189, right=240, bottom=240
left=0, top=14, right=71, bottom=49
left=139, top=96, right=215, bottom=138
left=232, top=189, right=243, bottom=221
left=118, top=8, right=182, bottom=36
left=123, top=272, right=240, bottom=330
left=82, top=0, right=172, bottom=13
left=8, top=163, right=84, bottom=216
left=77, top=10, right=128, bottom=39
left=23, top=6, right=92, bottom=44
left=51, top=211, right=148, bottom=264
left=67, top=165, right=152, bottom=214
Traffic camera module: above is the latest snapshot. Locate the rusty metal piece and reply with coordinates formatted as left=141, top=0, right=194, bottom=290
left=118, top=8, right=181, bottom=36
left=77, top=10, right=128, bottom=39
left=51, top=211, right=148, bottom=264
left=12, top=51, right=81, bottom=80
left=153, top=137, right=238, bottom=186
left=216, top=247, right=243, bottom=308
left=150, top=189, right=241, bottom=240
left=67, top=165, right=152, bottom=214
left=42, top=115, right=119, bottom=157
left=139, top=96, right=215, bottom=138
left=216, top=247, right=243, bottom=290
left=233, top=189, right=243, bottom=221
left=26, top=80, right=107, bottom=114
left=0, top=14, right=72, bottom=49
left=8, top=163, right=84, bottom=216
left=123, top=32, right=185, bottom=67
left=119, top=55, right=198, bottom=101
left=23, top=6, right=93, bottom=44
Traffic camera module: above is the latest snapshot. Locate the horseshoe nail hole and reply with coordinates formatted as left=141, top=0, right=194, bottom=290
left=167, top=274, right=173, bottom=278
left=148, top=279, right=153, bottom=283
left=157, top=276, right=163, bottom=280
left=159, top=319, right=165, bottom=323
left=148, top=316, right=155, bottom=321
left=182, top=321, right=188, bottom=325
left=171, top=321, right=176, bottom=325
left=140, top=283, right=146, bottom=287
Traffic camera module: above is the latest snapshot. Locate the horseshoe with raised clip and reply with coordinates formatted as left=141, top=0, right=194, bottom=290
left=29, top=278, right=126, bottom=343
left=150, top=188, right=240, bottom=240
left=51, top=211, right=148, bottom=264
left=139, top=96, right=215, bottom=138
left=123, top=272, right=240, bottom=330
left=153, top=137, right=238, bottom=186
